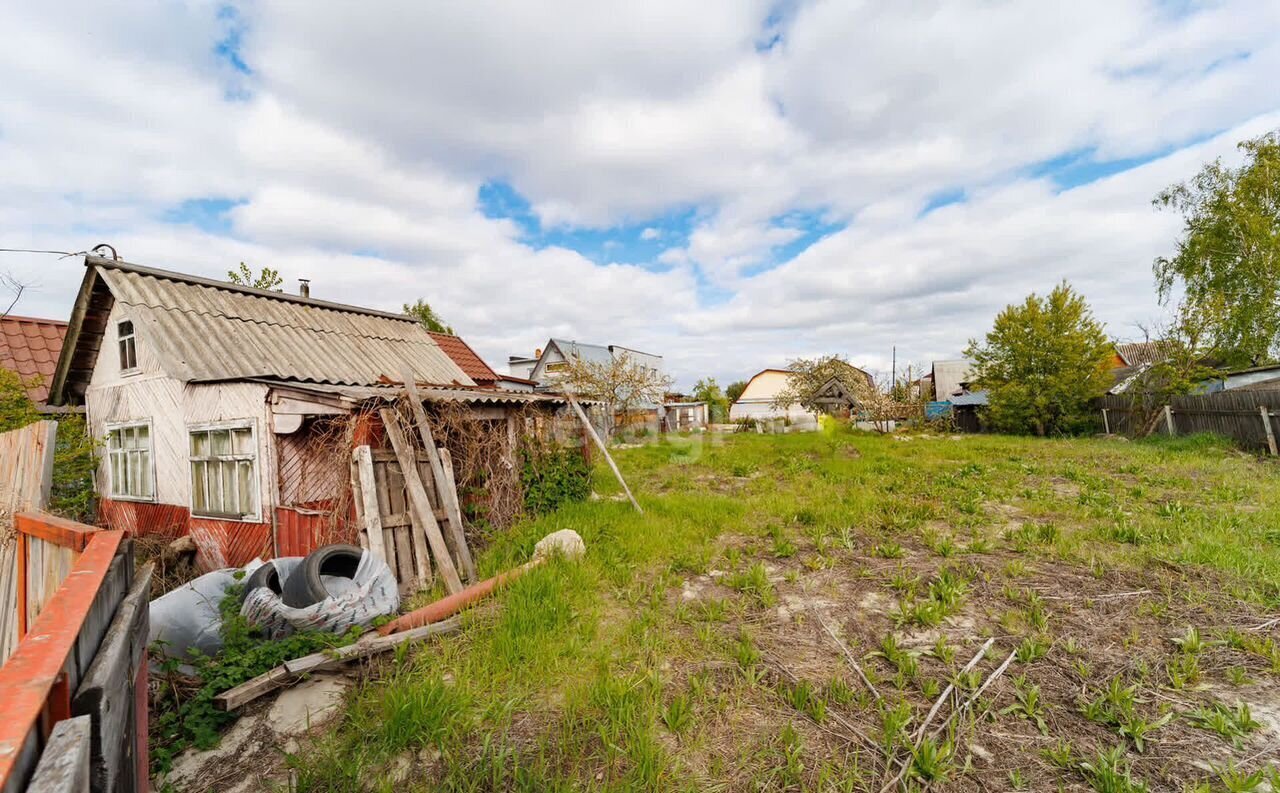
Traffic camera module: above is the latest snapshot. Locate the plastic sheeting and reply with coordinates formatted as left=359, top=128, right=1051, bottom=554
left=240, top=550, right=399, bottom=640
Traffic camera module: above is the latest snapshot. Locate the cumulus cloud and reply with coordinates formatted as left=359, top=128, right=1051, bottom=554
left=0, top=1, right=1277, bottom=389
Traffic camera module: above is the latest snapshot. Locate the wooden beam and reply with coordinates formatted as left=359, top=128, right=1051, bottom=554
left=400, top=371, right=476, bottom=582
left=1262, top=406, right=1278, bottom=456
left=352, top=446, right=388, bottom=566
left=26, top=715, right=91, bottom=793
left=379, top=409, right=464, bottom=594
left=214, top=618, right=461, bottom=712
left=564, top=394, right=642, bottom=513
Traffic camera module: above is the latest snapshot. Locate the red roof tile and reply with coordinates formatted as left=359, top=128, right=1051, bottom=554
left=0, top=315, right=67, bottom=404
left=427, top=331, right=499, bottom=385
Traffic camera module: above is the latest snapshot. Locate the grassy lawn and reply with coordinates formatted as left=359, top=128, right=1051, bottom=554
left=291, top=428, right=1280, bottom=792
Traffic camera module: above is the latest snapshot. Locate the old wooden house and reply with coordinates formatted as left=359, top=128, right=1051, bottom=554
left=48, top=254, right=570, bottom=569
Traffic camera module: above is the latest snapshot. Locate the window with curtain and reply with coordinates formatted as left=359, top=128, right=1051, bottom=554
left=107, top=423, right=153, bottom=501
left=189, top=423, right=258, bottom=519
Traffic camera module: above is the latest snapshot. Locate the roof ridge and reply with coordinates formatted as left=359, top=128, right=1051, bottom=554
left=87, top=254, right=417, bottom=323
left=114, top=299, right=433, bottom=343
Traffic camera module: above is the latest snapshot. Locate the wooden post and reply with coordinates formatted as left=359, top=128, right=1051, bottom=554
left=380, top=409, right=464, bottom=594
left=26, top=715, right=91, bottom=793
left=564, top=394, right=642, bottom=513
left=1262, top=406, right=1278, bottom=456
left=400, top=371, right=476, bottom=582
left=1163, top=405, right=1175, bottom=436
left=1101, top=408, right=1110, bottom=435
left=353, top=446, right=387, bottom=564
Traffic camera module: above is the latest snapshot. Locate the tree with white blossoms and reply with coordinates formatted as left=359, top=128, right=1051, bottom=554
left=556, top=352, right=673, bottom=438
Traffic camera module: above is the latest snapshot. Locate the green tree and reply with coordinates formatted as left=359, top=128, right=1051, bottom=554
left=403, top=298, right=453, bottom=334
left=227, top=262, right=283, bottom=291
left=691, top=377, right=729, bottom=423
left=1154, top=131, right=1280, bottom=366
left=0, top=370, right=98, bottom=521
left=725, top=380, right=748, bottom=405
left=965, top=282, right=1113, bottom=436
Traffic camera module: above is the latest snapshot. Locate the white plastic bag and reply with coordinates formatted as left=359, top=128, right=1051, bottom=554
left=239, top=550, right=399, bottom=640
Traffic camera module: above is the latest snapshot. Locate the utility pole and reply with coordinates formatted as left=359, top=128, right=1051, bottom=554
left=891, top=345, right=897, bottom=390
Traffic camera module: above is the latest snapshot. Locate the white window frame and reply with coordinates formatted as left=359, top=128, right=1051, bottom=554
left=117, top=319, right=138, bottom=374
left=104, top=420, right=156, bottom=503
left=187, top=419, right=261, bottom=522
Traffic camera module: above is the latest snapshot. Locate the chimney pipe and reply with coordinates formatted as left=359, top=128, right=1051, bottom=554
left=298, top=278, right=310, bottom=298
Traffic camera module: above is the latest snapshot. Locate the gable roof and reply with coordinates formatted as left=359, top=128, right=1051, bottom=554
left=50, top=255, right=473, bottom=404
left=548, top=338, right=614, bottom=366
left=0, top=315, right=67, bottom=404
left=931, top=359, right=974, bottom=400
left=427, top=331, right=499, bottom=385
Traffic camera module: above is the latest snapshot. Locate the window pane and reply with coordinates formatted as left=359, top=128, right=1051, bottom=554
left=232, top=428, right=253, bottom=454
left=219, top=461, right=235, bottom=514
left=192, top=461, right=207, bottom=510
left=118, top=320, right=133, bottom=336
left=139, top=452, right=152, bottom=498
left=110, top=454, right=121, bottom=496
left=108, top=430, right=120, bottom=451
left=211, top=430, right=231, bottom=456
left=237, top=460, right=253, bottom=514
left=126, top=339, right=137, bottom=370
left=191, top=431, right=208, bottom=457
left=128, top=451, right=140, bottom=494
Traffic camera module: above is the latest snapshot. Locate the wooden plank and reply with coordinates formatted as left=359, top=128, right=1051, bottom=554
left=373, top=461, right=411, bottom=594
left=26, top=715, right=91, bottom=793
left=379, top=409, right=463, bottom=594
left=564, top=394, right=642, bottom=513
left=71, top=554, right=128, bottom=691
left=437, top=447, right=472, bottom=576
left=0, top=531, right=123, bottom=792
left=352, top=447, right=387, bottom=566
left=1263, top=406, right=1278, bottom=456
left=71, top=563, right=151, bottom=793
left=400, top=370, right=476, bottom=582
left=214, top=618, right=461, bottom=712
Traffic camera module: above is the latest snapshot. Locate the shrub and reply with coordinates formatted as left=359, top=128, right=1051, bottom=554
left=520, top=438, right=592, bottom=515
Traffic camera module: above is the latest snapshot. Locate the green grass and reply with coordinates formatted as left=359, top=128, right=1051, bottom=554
left=282, top=428, right=1280, bottom=791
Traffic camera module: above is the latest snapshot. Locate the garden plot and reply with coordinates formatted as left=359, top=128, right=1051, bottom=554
left=217, top=430, right=1280, bottom=792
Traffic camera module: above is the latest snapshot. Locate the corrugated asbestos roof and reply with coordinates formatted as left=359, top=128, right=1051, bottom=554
left=94, top=260, right=474, bottom=388
left=1114, top=340, right=1177, bottom=367
left=427, top=331, right=499, bottom=383
left=258, top=379, right=568, bottom=406
left=0, top=315, right=66, bottom=403
left=549, top=338, right=614, bottom=366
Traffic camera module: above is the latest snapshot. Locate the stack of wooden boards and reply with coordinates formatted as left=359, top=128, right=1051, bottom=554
left=349, top=381, right=476, bottom=597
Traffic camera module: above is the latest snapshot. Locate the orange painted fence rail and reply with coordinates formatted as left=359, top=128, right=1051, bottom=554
left=0, top=513, right=151, bottom=793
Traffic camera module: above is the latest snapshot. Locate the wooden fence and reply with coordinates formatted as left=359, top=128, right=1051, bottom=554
left=0, top=518, right=151, bottom=793
left=1097, top=390, right=1280, bottom=452
left=1, top=422, right=58, bottom=665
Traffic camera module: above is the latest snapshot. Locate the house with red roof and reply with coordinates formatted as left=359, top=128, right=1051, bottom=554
left=0, top=314, right=68, bottom=406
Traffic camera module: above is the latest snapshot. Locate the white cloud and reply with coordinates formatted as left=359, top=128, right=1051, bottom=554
left=0, top=1, right=1277, bottom=390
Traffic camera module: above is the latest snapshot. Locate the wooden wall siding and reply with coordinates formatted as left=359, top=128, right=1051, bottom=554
left=96, top=499, right=188, bottom=540
left=275, top=504, right=350, bottom=558
left=1098, top=390, right=1280, bottom=450
left=188, top=517, right=271, bottom=569
left=277, top=419, right=343, bottom=508
left=0, top=420, right=57, bottom=666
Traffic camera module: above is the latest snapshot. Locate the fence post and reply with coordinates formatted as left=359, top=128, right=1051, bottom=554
left=1163, top=405, right=1175, bottom=436
left=1261, top=406, right=1278, bottom=456
left=1101, top=408, right=1110, bottom=435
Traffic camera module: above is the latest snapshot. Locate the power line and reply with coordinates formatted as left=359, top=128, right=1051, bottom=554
left=0, top=247, right=80, bottom=257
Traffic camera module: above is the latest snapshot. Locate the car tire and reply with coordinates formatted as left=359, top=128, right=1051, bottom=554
left=240, top=560, right=285, bottom=605
left=281, top=544, right=364, bottom=608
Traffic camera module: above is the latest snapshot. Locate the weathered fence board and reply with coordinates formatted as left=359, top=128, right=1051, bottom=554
left=1098, top=390, right=1280, bottom=451
left=25, top=716, right=90, bottom=793
left=0, top=421, right=58, bottom=665
left=71, top=563, right=151, bottom=793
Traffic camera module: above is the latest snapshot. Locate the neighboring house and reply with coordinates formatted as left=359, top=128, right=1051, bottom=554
left=729, top=364, right=874, bottom=423
left=507, top=352, right=539, bottom=380
left=1205, top=364, right=1280, bottom=393
left=663, top=401, right=708, bottom=432
left=1113, top=340, right=1178, bottom=369
left=931, top=360, right=975, bottom=402
left=525, top=338, right=664, bottom=387
left=0, top=315, right=68, bottom=407
left=48, top=255, right=503, bottom=569
left=429, top=331, right=536, bottom=392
